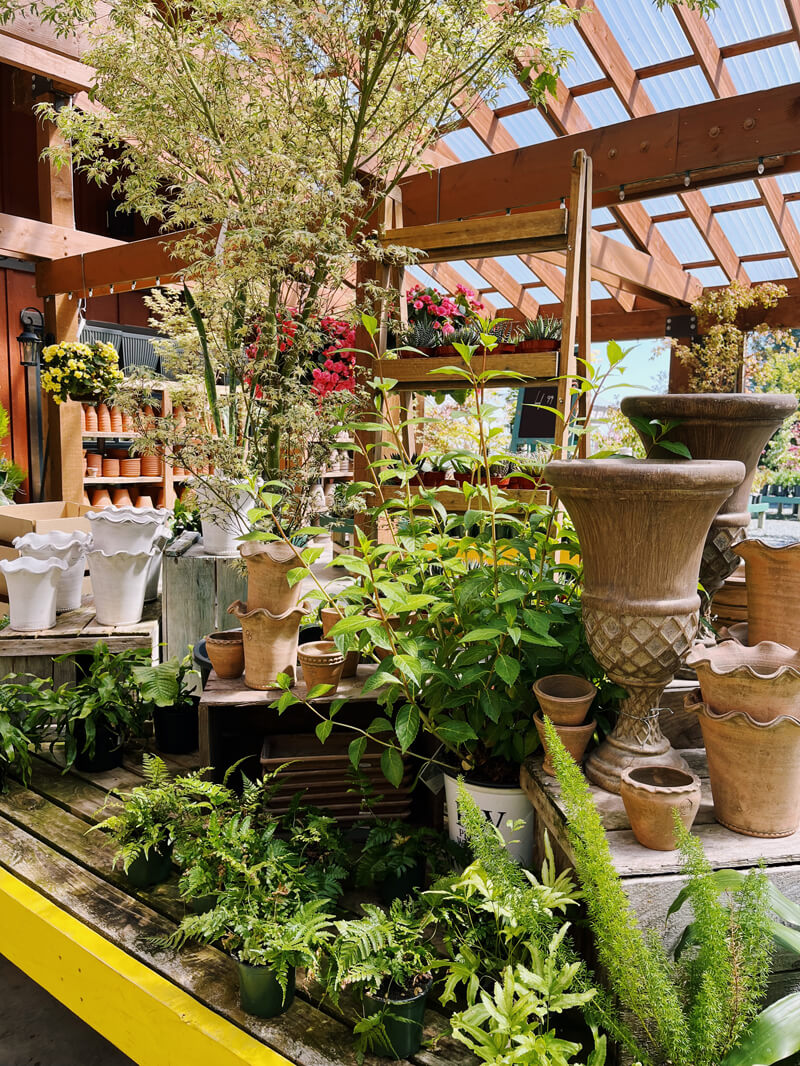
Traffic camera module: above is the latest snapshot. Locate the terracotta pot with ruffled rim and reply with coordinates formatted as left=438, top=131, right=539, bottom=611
left=534, top=712, right=596, bottom=776
left=620, top=765, right=701, bottom=850
left=228, top=600, right=308, bottom=690
left=686, top=640, right=800, bottom=722
left=298, top=640, right=345, bottom=694
left=734, top=540, right=800, bottom=649
left=621, top=394, right=796, bottom=602
left=532, top=674, right=596, bottom=726
left=239, top=541, right=301, bottom=614
left=686, top=689, right=800, bottom=838
left=205, top=630, right=244, bottom=678
left=320, top=606, right=359, bottom=677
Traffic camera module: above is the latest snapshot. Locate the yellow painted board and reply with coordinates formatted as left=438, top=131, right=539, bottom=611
left=0, top=869, right=291, bottom=1066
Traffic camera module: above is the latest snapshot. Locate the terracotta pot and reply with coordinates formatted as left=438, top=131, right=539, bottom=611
left=534, top=712, right=596, bottom=776
left=686, top=640, right=800, bottom=722
left=620, top=765, right=701, bottom=850
left=109, top=407, right=123, bottom=433
left=121, top=458, right=141, bottom=477
left=515, top=339, right=560, bottom=353
left=298, top=640, right=345, bottom=694
left=205, top=630, right=244, bottom=678
left=83, top=404, right=97, bottom=432
left=91, top=489, right=112, bottom=509
left=545, top=457, right=745, bottom=793
left=228, top=600, right=308, bottom=690
left=687, top=690, right=800, bottom=837
left=96, top=403, right=112, bottom=433
left=156, top=489, right=166, bottom=509
left=102, top=458, right=120, bottom=477
left=141, top=455, right=162, bottom=478
left=724, top=621, right=749, bottom=645
left=532, top=674, right=596, bottom=726
left=111, top=488, right=133, bottom=508
left=86, top=452, right=103, bottom=475
left=734, top=540, right=800, bottom=649
left=621, top=394, right=795, bottom=601
left=135, top=494, right=154, bottom=509
left=121, top=410, right=135, bottom=433
left=320, top=606, right=359, bottom=677
left=239, top=541, right=302, bottom=614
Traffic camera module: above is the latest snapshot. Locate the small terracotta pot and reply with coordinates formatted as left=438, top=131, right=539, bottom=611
left=85, top=405, right=99, bottom=432
left=298, top=640, right=345, bottom=694
left=156, top=489, right=166, bottom=508
left=102, top=458, right=120, bottom=477
left=122, top=411, right=135, bottom=433
left=136, top=494, right=154, bottom=509
left=206, top=630, right=244, bottom=678
left=86, top=453, right=103, bottom=475
left=320, top=606, right=359, bottom=677
left=533, top=674, right=596, bottom=726
left=620, top=765, right=701, bottom=850
left=141, top=455, right=162, bottom=478
left=228, top=600, right=308, bottom=690
left=687, top=690, right=800, bottom=838
left=121, top=458, right=141, bottom=477
left=91, top=489, right=112, bottom=509
left=79, top=405, right=87, bottom=432
left=686, top=640, right=800, bottom=723
left=111, top=488, right=133, bottom=508
left=734, top=540, right=800, bottom=649
left=96, top=403, right=112, bottom=432
left=534, top=712, right=596, bottom=776
left=109, top=407, right=123, bottom=433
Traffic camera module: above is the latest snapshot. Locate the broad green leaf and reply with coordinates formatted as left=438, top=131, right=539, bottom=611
left=315, top=719, right=333, bottom=743
left=307, top=683, right=333, bottom=698
left=381, top=747, right=404, bottom=788
left=463, top=627, right=505, bottom=642
left=721, top=993, right=800, bottom=1066
left=349, top=736, right=367, bottom=770
left=396, top=705, right=420, bottom=752
left=366, top=716, right=393, bottom=734
left=495, top=655, right=520, bottom=686
left=658, top=439, right=692, bottom=459
left=437, top=720, right=478, bottom=744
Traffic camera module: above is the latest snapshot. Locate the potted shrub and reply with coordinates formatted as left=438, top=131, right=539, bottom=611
left=326, top=899, right=438, bottom=1060
left=354, top=819, right=452, bottom=904
left=134, top=652, right=199, bottom=755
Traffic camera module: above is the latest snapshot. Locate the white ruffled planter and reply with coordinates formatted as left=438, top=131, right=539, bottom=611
left=193, top=479, right=254, bottom=556
left=0, top=556, right=67, bottom=631
left=87, top=506, right=168, bottom=555
left=443, top=772, right=534, bottom=867
left=144, top=526, right=171, bottom=602
left=13, top=531, right=91, bottom=613
left=87, top=549, right=156, bottom=626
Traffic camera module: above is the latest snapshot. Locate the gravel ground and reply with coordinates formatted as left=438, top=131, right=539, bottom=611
left=746, top=514, right=800, bottom=546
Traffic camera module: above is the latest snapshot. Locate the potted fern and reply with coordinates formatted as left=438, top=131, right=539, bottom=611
left=326, top=899, right=437, bottom=1060
left=134, top=652, right=199, bottom=755
left=354, top=819, right=450, bottom=904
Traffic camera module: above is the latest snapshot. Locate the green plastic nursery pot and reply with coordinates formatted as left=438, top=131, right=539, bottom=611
left=363, top=982, right=430, bottom=1060
left=125, top=844, right=173, bottom=889
left=237, top=962, right=295, bottom=1018
left=377, top=858, right=426, bottom=905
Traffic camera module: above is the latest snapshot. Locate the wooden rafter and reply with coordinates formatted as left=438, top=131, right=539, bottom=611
left=0, top=212, right=120, bottom=263
left=0, top=30, right=92, bottom=91
left=416, top=262, right=498, bottom=317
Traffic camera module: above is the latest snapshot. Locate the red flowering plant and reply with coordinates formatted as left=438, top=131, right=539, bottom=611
left=405, top=283, right=485, bottom=337
left=310, top=317, right=357, bottom=400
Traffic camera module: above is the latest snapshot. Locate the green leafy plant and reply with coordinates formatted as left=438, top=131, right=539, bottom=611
left=133, top=652, right=195, bottom=712
left=517, top=316, right=563, bottom=342
left=0, top=681, right=47, bottom=790
left=354, top=818, right=451, bottom=890
left=625, top=417, right=692, bottom=460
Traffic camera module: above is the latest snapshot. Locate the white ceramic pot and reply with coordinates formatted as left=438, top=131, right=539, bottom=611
left=443, top=772, right=534, bottom=867
left=0, top=556, right=67, bottom=631
left=193, top=478, right=255, bottom=556
left=13, top=530, right=91, bottom=612
left=144, top=526, right=171, bottom=602
left=87, top=506, right=168, bottom=555
left=87, top=548, right=156, bottom=626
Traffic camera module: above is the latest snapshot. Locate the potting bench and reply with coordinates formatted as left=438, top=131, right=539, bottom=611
left=0, top=750, right=471, bottom=1066
left=0, top=597, right=160, bottom=683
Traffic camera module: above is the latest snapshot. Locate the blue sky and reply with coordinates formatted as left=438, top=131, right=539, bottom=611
left=592, top=337, right=669, bottom=407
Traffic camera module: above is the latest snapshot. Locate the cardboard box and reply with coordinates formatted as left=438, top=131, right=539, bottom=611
left=0, top=502, right=92, bottom=544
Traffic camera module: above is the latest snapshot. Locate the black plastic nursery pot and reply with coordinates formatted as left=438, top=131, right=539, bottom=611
left=186, top=892, right=218, bottom=915
left=362, top=982, right=430, bottom=1060
left=125, top=843, right=173, bottom=889
left=237, top=962, right=296, bottom=1018
left=154, top=699, right=199, bottom=755
left=73, top=720, right=123, bottom=773
left=378, top=857, right=427, bottom=905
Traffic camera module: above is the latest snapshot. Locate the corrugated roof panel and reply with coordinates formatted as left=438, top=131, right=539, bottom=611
left=578, top=88, right=630, bottom=127
left=726, top=43, right=800, bottom=92
left=501, top=108, right=555, bottom=146
left=655, top=218, right=713, bottom=263
left=788, top=202, right=800, bottom=230
left=745, top=258, right=797, bottom=281
left=706, top=0, right=790, bottom=47
left=492, top=79, right=529, bottom=110
left=592, top=207, right=615, bottom=226
left=690, top=266, right=730, bottom=287
left=591, top=282, right=611, bottom=300
left=591, top=0, right=692, bottom=65
left=601, top=228, right=635, bottom=249
left=702, top=180, right=759, bottom=206
left=546, top=23, right=604, bottom=87
left=777, top=174, right=800, bottom=194
left=447, top=261, right=492, bottom=289
left=526, top=285, right=559, bottom=303
left=714, top=206, right=785, bottom=256
left=640, top=194, right=684, bottom=215
left=641, top=66, right=714, bottom=111
left=493, top=256, right=540, bottom=284
left=440, top=128, right=490, bottom=161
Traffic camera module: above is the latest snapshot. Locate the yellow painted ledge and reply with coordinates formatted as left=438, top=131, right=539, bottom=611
left=0, top=869, right=291, bottom=1066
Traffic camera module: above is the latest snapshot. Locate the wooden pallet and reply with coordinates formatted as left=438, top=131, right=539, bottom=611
left=0, top=751, right=473, bottom=1066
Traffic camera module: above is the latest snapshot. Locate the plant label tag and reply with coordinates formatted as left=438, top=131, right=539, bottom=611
left=420, top=761, right=444, bottom=793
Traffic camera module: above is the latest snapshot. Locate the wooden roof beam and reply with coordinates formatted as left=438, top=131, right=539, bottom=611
left=0, top=30, right=92, bottom=91
left=0, top=213, right=120, bottom=264
left=416, top=261, right=498, bottom=317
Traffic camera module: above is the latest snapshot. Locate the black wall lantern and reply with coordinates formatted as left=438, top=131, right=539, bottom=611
left=17, top=306, right=45, bottom=366
left=16, top=307, right=49, bottom=503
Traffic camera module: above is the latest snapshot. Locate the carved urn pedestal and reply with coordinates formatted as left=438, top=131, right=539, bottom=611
left=545, top=458, right=745, bottom=793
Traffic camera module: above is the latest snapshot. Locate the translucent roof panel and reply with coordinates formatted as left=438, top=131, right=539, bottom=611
left=491, top=79, right=528, bottom=110
left=591, top=0, right=692, bottom=66
left=714, top=207, right=784, bottom=256
left=655, top=218, right=713, bottom=263
left=592, top=207, right=615, bottom=226
left=777, top=174, right=800, bottom=195
left=705, top=0, right=790, bottom=47
left=447, top=261, right=491, bottom=289
left=502, top=109, right=555, bottom=146
left=591, top=282, right=611, bottom=300
left=642, top=67, right=714, bottom=112
left=726, top=43, right=800, bottom=93
left=690, top=266, right=730, bottom=287
left=440, top=128, right=490, bottom=161
left=601, top=228, right=635, bottom=249
left=702, top=181, right=759, bottom=206
left=526, top=285, right=559, bottom=303
left=746, top=258, right=797, bottom=282
left=493, top=256, right=540, bottom=285
left=640, top=195, right=683, bottom=216
left=546, top=23, right=604, bottom=87
left=578, top=89, right=630, bottom=128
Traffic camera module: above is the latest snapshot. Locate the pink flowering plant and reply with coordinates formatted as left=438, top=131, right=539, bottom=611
left=404, top=283, right=486, bottom=339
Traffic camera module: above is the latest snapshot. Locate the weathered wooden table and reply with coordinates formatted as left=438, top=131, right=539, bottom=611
left=0, top=751, right=471, bottom=1066
left=0, top=598, right=160, bottom=683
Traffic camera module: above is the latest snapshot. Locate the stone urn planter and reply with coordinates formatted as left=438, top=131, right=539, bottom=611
left=621, top=394, right=795, bottom=601
left=297, top=640, right=345, bottom=694
left=733, top=540, right=800, bottom=649
left=193, top=479, right=254, bottom=556
left=239, top=541, right=301, bottom=614
left=228, top=600, right=308, bottom=689
left=620, top=765, right=701, bottom=851
left=320, top=606, right=360, bottom=677
left=532, top=674, right=596, bottom=725
left=0, top=556, right=66, bottom=631
left=87, top=549, right=156, bottom=626
left=87, top=506, right=167, bottom=555
left=13, top=530, right=91, bottom=612
left=205, top=630, right=244, bottom=678
left=534, top=712, right=596, bottom=776
left=545, top=457, right=745, bottom=793
left=687, top=690, right=800, bottom=837
left=686, top=640, right=800, bottom=722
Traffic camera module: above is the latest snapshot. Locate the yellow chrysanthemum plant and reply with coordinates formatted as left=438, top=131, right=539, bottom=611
left=40, top=341, right=124, bottom=405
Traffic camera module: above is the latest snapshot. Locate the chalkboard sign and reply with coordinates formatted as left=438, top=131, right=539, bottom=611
left=515, top=386, right=559, bottom=442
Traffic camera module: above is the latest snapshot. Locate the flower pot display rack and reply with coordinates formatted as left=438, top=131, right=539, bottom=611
left=0, top=750, right=471, bottom=1066
left=353, top=150, right=594, bottom=514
